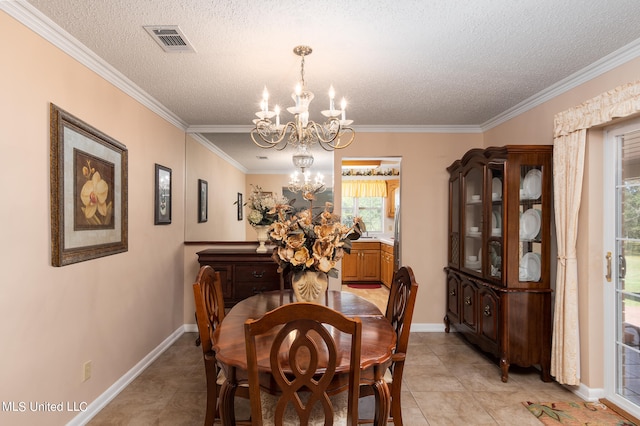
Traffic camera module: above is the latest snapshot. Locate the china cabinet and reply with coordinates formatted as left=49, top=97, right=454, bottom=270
left=444, top=145, right=553, bottom=382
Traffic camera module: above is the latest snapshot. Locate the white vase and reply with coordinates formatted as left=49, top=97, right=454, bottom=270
left=291, top=270, right=328, bottom=303
left=254, top=225, right=270, bottom=253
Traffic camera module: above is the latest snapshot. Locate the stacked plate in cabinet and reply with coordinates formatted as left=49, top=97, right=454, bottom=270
left=521, top=169, right=542, bottom=199
left=520, top=208, right=541, bottom=240
left=519, top=252, right=541, bottom=281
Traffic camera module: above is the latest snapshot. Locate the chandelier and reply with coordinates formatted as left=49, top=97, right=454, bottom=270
left=288, top=144, right=326, bottom=198
left=288, top=170, right=326, bottom=198
left=250, top=45, right=355, bottom=154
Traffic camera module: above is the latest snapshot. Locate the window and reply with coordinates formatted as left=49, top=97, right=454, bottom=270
left=341, top=196, right=384, bottom=232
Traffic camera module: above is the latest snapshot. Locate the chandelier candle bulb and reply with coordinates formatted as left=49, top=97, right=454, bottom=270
left=329, top=85, right=335, bottom=111
left=262, top=86, right=269, bottom=112
left=341, top=98, right=347, bottom=120
left=295, top=83, right=302, bottom=107
left=275, top=105, right=280, bottom=126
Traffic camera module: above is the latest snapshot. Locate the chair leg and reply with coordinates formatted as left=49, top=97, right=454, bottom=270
left=195, top=311, right=201, bottom=346
left=390, top=381, right=402, bottom=426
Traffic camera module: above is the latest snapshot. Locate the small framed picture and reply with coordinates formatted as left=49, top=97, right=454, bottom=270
left=154, top=164, right=171, bottom=224
left=237, top=192, right=243, bottom=221
left=198, top=179, right=208, bottom=223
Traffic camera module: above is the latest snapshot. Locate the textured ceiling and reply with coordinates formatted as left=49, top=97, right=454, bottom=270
left=19, top=0, right=640, bottom=172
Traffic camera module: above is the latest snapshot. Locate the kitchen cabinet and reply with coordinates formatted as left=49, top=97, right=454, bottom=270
left=197, top=244, right=285, bottom=308
left=386, top=179, right=400, bottom=218
left=342, top=241, right=381, bottom=282
left=380, top=243, right=394, bottom=288
left=444, top=145, right=553, bottom=382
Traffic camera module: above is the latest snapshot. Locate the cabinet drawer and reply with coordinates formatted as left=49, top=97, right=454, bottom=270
left=234, top=280, right=281, bottom=300
left=235, top=264, right=279, bottom=282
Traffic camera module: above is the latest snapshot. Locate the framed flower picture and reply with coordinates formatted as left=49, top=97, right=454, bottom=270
left=154, top=164, right=171, bottom=224
left=50, top=104, right=128, bottom=266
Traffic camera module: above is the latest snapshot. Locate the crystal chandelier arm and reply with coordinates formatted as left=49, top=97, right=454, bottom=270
left=304, top=119, right=355, bottom=151
left=324, top=126, right=355, bottom=150
left=306, top=120, right=338, bottom=146
left=250, top=120, right=296, bottom=149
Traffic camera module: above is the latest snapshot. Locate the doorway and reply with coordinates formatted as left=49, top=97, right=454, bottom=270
left=340, top=157, right=402, bottom=262
left=604, top=118, right=640, bottom=416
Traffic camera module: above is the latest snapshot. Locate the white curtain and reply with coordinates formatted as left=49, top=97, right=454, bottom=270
left=552, top=80, right=640, bottom=385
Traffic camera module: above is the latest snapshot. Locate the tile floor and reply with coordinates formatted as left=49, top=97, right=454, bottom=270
left=88, top=287, right=582, bottom=425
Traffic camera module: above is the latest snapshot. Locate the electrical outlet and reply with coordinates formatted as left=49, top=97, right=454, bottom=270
left=82, top=360, right=92, bottom=382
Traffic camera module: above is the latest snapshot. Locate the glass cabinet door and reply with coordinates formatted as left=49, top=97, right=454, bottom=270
left=519, top=165, right=543, bottom=282
left=450, top=175, right=460, bottom=267
left=463, top=167, right=483, bottom=273
left=488, top=164, right=504, bottom=281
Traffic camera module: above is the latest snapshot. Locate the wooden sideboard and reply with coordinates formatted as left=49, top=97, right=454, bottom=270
left=197, top=244, right=287, bottom=308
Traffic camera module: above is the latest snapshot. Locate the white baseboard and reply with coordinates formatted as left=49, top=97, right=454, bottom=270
left=184, top=323, right=198, bottom=333
left=67, top=326, right=185, bottom=426
left=572, top=382, right=605, bottom=402
left=410, top=322, right=448, bottom=332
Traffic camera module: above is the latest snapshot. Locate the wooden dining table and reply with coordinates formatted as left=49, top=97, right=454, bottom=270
left=213, top=289, right=397, bottom=425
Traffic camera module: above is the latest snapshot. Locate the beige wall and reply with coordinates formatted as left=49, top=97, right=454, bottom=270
left=1, top=11, right=186, bottom=425
left=184, top=135, right=246, bottom=242
left=333, top=132, right=484, bottom=326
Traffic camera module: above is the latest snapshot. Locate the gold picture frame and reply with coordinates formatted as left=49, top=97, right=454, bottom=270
left=50, top=104, right=128, bottom=266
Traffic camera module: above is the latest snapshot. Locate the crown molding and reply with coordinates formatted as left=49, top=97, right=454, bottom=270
left=190, top=133, right=248, bottom=173
left=1, top=0, right=188, bottom=131
left=481, top=37, right=640, bottom=131
left=352, top=124, right=482, bottom=133
left=187, top=125, right=252, bottom=133
left=188, top=124, right=483, bottom=134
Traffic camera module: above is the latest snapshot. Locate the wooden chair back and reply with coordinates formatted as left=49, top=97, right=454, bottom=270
left=192, top=265, right=226, bottom=426
left=193, top=265, right=226, bottom=355
left=244, top=303, right=362, bottom=426
left=384, top=265, right=419, bottom=425
left=386, top=266, right=419, bottom=359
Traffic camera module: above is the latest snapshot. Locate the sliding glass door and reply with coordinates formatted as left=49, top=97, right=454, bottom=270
left=605, top=119, right=640, bottom=415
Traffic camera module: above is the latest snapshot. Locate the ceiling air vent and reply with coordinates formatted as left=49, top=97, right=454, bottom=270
left=143, top=25, right=196, bottom=53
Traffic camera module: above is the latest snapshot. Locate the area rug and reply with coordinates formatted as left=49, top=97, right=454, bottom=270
left=523, top=401, right=636, bottom=425
left=347, top=283, right=381, bottom=289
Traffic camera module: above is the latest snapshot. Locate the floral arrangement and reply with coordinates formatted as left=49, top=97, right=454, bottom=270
left=268, top=201, right=365, bottom=278
left=244, top=185, right=287, bottom=226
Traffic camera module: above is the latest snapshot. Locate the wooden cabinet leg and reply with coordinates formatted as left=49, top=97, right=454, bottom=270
left=500, top=357, right=509, bottom=382
left=444, top=315, right=450, bottom=333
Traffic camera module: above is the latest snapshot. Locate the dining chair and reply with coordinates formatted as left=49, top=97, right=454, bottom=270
left=359, top=265, right=419, bottom=426
left=193, top=265, right=249, bottom=425
left=244, top=302, right=362, bottom=426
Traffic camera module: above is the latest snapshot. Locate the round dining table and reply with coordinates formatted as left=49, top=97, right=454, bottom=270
left=213, top=289, right=396, bottom=425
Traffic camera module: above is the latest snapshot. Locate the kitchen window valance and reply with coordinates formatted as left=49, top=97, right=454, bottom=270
left=342, top=180, right=388, bottom=197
